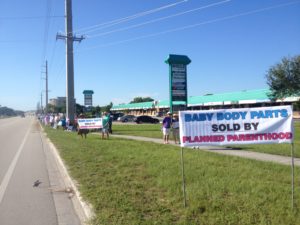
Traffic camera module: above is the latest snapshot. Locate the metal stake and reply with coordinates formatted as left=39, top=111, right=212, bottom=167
left=181, top=147, right=187, bottom=207
left=291, top=142, right=295, bottom=209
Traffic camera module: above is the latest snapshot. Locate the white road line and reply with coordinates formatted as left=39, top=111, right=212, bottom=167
left=0, top=122, right=32, bottom=204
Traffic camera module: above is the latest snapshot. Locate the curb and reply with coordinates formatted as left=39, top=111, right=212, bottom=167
left=40, top=125, right=94, bottom=224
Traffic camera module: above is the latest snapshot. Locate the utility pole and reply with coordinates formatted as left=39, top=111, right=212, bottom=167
left=46, top=60, right=48, bottom=112
left=41, top=92, right=43, bottom=113
left=41, top=60, right=49, bottom=113
left=56, top=0, right=84, bottom=124
left=44, top=60, right=49, bottom=113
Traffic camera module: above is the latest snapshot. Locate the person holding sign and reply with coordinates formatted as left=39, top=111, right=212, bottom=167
left=101, top=112, right=110, bottom=139
left=162, top=112, right=172, bottom=144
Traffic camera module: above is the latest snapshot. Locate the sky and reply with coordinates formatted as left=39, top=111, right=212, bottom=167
left=0, top=0, right=299, bottom=111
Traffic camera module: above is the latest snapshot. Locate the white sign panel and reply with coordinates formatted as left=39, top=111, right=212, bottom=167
left=77, top=118, right=102, bottom=129
left=179, top=106, right=293, bottom=147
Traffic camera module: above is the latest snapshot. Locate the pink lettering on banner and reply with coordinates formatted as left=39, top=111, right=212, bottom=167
left=183, top=135, right=225, bottom=143
left=226, top=132, right=293, bottom=142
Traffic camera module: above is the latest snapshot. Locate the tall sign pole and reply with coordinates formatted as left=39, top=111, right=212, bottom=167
left=165, top=54, right=191, bottom=208
left=165, top=54, right=191, bottom=113
left=57, top=0, right=84, bottom=124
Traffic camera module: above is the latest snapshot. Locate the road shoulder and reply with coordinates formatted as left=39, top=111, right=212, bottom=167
left=40, top=125, right=94, bottom=225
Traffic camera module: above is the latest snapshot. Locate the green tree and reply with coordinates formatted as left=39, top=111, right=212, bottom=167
left=266, top=55, right=300, bottom=100
left=92, top=105, right=101, bottom=115
left=130, top=97, right=154, bottom=103
left=102, top=102, right=113, bottom=113
left=76, top=103, right=85, bottom=115
left=46, top=104, right=66, bottom=114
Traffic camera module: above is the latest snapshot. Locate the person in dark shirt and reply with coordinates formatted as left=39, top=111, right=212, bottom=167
left=162, top=112, right=172, bottom=144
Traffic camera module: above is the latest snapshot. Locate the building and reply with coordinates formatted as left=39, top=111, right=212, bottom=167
left=49, top=97, right=66, bottom=107
left=111, top=89, right=300, bottom=117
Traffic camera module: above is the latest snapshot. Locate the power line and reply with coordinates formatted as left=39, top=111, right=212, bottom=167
left=41, top=0, right=53, bottom=65
left=73, top=0, right=189, bottom=34
left=0, top=15, right=63, bottom=20
left=88, top=0, right=231, bottom=39
left=0, top=40, right=42, bottom=43
left=78, top=0, right=300, bottom=51
left=48, top=41, right=58, bottom=72
left=45, top=3, right=65, bottom=91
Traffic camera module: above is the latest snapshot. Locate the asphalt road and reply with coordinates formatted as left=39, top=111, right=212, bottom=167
left=0, top=117, right=81, bottom=225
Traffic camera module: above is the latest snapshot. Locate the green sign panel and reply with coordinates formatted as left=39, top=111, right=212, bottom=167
left=165, top=54, right=191, bottom=112
left=171, top=64, right=187, bottom=101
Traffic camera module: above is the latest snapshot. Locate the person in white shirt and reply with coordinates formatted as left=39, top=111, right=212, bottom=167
left=172, top=114, right=180, bottom=144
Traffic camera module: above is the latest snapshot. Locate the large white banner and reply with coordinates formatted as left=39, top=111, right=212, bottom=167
left=77, top=118, right=102, bottom=129
left=179, top=106, right=293, bottom=147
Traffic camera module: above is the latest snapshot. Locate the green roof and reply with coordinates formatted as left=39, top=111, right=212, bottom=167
left=111, top=89, right=296, bottom=110
left=111, top=101, right=154, bottom=110
left=165, top=54, right=191, bottom=65
left=157, top=100, right=186, bottom=108
left=188, top=89, right=271, bottom=106
left=83, top=90, right=94, bottom=94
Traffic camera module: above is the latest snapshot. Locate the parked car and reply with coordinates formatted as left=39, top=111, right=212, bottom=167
left=111, top=112, right=124, bottom=121
left=134, top=115, right=159, bottom=124
left=117, top=115, right=136, bottom=123
left=155, top=111, right=164, bottom=117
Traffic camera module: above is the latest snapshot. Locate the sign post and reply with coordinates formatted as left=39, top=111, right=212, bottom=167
left=180, top=147, right=187, bottom=208
left=291, top=142, right=295, bottom=209
left=165, top=55, right=191, bottom=207
left=165, top=54, right=191, bottom=113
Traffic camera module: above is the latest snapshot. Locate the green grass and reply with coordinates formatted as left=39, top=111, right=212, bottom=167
left=112, top=123, right=162, bottom=138
left=112, top=122, right=300, bottom=158
left=45, top=127, right=300, bottom=225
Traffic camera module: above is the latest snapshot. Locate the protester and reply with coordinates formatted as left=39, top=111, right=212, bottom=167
left=101, top=112, right=110, bottom=139
left=60, top=115, right=66, bottom=130
left=162, top=112, right=172, bottom=144
left=53, top=114, right=59, bottom=129
left=108, top=112, right=113, bottom=134
left=50, top=114, right=54, bottom=127
left=77, top=113, right=89, bottom=138
left=172, top=114, right=180, bottom=144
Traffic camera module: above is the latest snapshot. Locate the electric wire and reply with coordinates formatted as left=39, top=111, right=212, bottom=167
left=48, top=41, right=58, bottom=73
left=49, top=17, right=65, bottom=73
left=40, top=0, right=53, bottom=108
left=73, top=0, right=189, bottom=34
left=0, top=15, right=63, bottom=20
left=77, top=0, right=300, bottom=52
left=41, top=0, right=53, bottom=65
left=88, top=0, right=231, bottom=38
left=49, top=0, right=188, bottom=94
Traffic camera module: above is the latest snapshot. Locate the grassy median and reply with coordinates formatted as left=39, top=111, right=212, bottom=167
left=44, top=126, right=300, bottom=225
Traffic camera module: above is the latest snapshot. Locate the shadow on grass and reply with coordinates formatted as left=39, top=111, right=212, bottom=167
left=202, top=146, right=254, bottom=151
left=225, top=146, right=254, bottom=150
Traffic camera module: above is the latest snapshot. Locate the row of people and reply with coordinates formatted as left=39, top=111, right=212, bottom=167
left=162, top=112, right=180, bottom=144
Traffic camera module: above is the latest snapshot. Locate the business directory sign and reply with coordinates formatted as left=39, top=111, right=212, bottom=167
left=171, top=64, right=187, bottom=101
